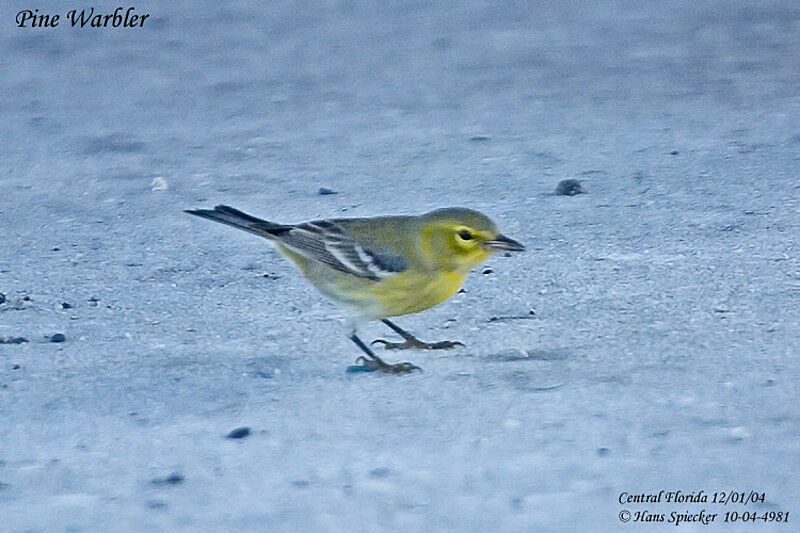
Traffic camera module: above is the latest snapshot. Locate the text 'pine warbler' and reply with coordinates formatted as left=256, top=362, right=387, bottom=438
left=186, top=205, right=524, bottom=373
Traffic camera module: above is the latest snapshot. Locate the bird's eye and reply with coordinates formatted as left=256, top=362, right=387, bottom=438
left=458, top=230, right=473, bottom=240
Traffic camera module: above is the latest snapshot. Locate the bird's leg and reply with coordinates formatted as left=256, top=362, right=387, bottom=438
left=347, top=333, right=421, bottom=374
left=371, top=319, right=465, bottom=350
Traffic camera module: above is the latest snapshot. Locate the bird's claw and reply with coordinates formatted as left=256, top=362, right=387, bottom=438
left=371, top=338, right=465, bottom=350
left=349, top=356, right=422, bottom=374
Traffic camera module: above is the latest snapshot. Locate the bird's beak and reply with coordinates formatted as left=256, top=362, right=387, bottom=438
left=484, top=234, right=525, bottom=252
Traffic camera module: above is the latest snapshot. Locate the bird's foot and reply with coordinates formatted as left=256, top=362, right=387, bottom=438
left=371, top=337, right=464, bottom=350
left=348, top=356, right=422, bottom=374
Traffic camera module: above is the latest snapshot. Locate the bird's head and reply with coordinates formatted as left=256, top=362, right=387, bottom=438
left=419, top=207, right=525, bottom=273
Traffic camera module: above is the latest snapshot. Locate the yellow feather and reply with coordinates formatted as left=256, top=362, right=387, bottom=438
left=370, top=270, right=465, bottom=317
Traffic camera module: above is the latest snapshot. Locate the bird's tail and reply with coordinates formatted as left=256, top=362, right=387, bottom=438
left=184, top=205, right=287, bottom=239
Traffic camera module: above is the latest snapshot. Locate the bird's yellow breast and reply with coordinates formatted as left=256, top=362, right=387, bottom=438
left=276, top=242, right=468, bottom=318
left=369, top=270, right=466, bottom=317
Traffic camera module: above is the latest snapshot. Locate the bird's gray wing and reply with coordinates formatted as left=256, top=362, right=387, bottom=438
left=276, top=220, right=408, bottom=281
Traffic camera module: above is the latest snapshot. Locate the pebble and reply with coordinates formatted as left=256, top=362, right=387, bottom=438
left=729, top=426, right=750, bottom=440
left=59, top=302, right=73, bottom=310
left=0, top=293, right=5, bottom=305
left=150, top=177, right=168, bottom=191
left=151, top=472, right=184, bottom=486
left=225, top=427, right=251, bottom=439
left=14, top=295, right=32, bottom=310
left=482, top=268, right=493, bottom=275
left=555, top=179, right=585, bottom=196
left=318, top=187, right=338, bottom=195
left=0, top=337, right=28, bottom=345
left=369, top=467, right=391, bottom=479
left=50, top=333, right=66, bottom=343
left=146, top=499, right=168, bottom=510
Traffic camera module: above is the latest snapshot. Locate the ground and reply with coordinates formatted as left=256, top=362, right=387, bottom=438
left=1, top=1, right=798, bottom=531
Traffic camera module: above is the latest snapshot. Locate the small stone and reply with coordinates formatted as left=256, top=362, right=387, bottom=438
left=482, top=268, right=493, bottom=275
left=318, top=187, right=338, bottom=195
left=597, top=447, right=610, bottom=457
left=14, top=296, right=32, bottom=310
left=59, top=302, right=73, bottom=310
left=12, top=364, right=21, bottom=370
left=150, top=177, right=168, bottom=191
left=369, top=467, right=391, bottom=479
left=88, top=297, right=99, bottom=307
left=50, top=333, right=66, bottom=343
left=0, top=293, right=5, bottom=304
left=670, top=150, right=679, bottom=155
left=146, top=499, right=168, bottom=510
left=225, top=427, right=251, bottom=439
left=52, top=246, right=60, bottom=252
left=469, top=135, right=490, bottom=142
left=0, top=337, right=28, bottom=345
left=729, top=426, right=750, bottom=440
left=151, top=472, right=184, bottom=486
left=555, top=179, right=584, bottom=196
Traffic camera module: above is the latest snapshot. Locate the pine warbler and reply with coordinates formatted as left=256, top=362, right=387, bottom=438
left=186, top=205, right=524, bottom=373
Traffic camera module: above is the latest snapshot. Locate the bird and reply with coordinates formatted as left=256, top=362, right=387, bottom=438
left=185, top=205, right=524, bottom=373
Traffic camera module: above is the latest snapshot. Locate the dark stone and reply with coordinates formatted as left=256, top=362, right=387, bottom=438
left=225, top=427, right=251, bottom=439
left=84, top=133, right=144, bottom=154
left=146, top=499, right=168, bottom=510
left=670, top=150, right=679, bottom=155
left=60, top=302, right=73, bottom=309
left=151, top=472, right=184, bottom=486
left=488, top=314, right=536, bottom=322
left=555, top=179, right=585, bottom=196
left=597, top=447, right=611, bottom=457
left=12, top=364, right=21, bottom=370
left=50, top=333, right=66, bottom=343
left=369, top=467, right=391, bottom=479
left=0, top=293, right=5, bottom=304
left=469, top=135, right=490, bottom=142
left=318, top=187, right=338, bottom=195
left=482, top=268, right=493, bottom=275
left=52, top=246, right=60, bottom=251
left=0, top=337, right=28, bottom=345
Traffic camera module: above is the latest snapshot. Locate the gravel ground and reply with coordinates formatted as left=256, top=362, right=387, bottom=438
left=1, top=1, right=799, bottom=531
